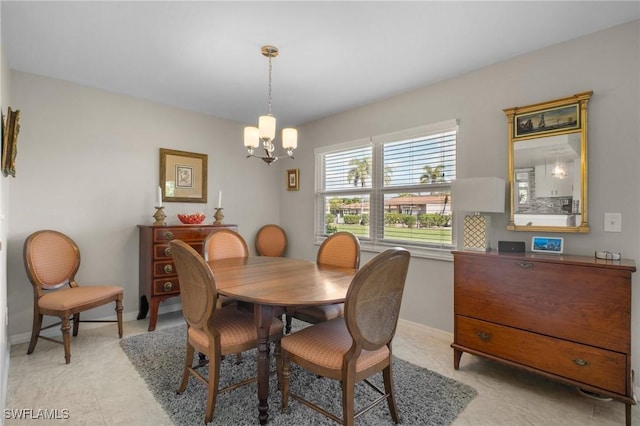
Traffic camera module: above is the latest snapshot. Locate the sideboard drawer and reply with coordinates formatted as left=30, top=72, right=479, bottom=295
left=456, top=315, right=627, bottom=394
left=152, top=278, right=181, bottom=296
left=153, top=227, right=215, bottom=242
left=154, top=242, right=204, bottom=259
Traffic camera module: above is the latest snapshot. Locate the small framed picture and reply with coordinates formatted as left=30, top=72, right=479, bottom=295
left=287, top=168, right=299, bottom=191
left=531, top=236, right=564, bottom=254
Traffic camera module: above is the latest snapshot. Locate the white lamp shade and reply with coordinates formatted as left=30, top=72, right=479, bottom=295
left=282, top=128, right=298, bottom=149
left=451, top=177, right=505, bottom=213
left=244, top=126, right=259, bottom=148
left=258, top=114, right=276, bottom=141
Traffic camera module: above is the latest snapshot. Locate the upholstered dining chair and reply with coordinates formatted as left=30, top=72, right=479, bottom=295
left=255, top=224, right=287, bottom=257
left=287, top=231, right=360, bottom=333
left=23, top=229, right=123, bottom=364
left=169, top=239, right=283, bottom=424
left=203, top=229, right=249, bottom=261
left=279, top=247, right=410, bottom=426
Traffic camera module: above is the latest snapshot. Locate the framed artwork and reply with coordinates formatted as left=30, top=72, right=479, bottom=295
left=2, top=107, right=20, bottom=177
left=160, top=148, right=208, bottom=203
left=287, top=168, right=299, bottom=191
left=513, top=101, right=580, bottom=140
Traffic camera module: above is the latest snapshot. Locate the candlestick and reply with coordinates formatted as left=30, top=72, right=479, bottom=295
left=153, top=206, right=166, bottom=226
left=213, top=208, right=224, bottom=225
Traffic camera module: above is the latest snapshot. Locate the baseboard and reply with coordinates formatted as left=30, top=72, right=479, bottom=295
left=8, top=302, right=183, bottom=346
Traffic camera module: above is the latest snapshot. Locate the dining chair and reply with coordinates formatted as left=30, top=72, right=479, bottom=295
left=279, top=247, right=411, bottom=425
left=170, top=239, right=283, bottom=424
left=203, top=228, right=249, bottom=261
left=255, top=224, right=287, bottom=257
left=287, top=231, right=360, bottom=333
left=23, top=229, right=123, bottom=364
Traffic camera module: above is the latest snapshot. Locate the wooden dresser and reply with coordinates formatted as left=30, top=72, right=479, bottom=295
left=452, top=250, right=636, bottom=425
left=138, top=224, right=237, bottom=331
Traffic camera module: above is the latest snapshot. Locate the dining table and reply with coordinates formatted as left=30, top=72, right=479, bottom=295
left=207, top=255, right=357, bottom=425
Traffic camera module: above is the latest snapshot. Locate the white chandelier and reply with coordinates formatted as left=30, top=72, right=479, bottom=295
left=243, top=45, right=297, bottom=165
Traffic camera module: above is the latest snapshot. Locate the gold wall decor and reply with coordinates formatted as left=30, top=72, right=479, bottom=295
left=160, top=148, right=208, bottom=203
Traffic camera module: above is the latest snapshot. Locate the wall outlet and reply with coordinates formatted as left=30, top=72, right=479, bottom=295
left=604, top=212, right=622, bottom=232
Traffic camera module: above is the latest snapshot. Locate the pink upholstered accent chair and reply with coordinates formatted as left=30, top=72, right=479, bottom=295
left=23, top=230, right=123, bottom=364
left=255, top=224, right=287, bottom=257
left=203, top=229, right=249, bottom=261
left=280, top=248, right=411, bottom=426
left=288, top=231, right=360, bottom=332
left=170, top=240, right=283, bottom=424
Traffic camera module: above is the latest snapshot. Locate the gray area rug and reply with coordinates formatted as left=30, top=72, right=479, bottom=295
left=120, top=322, right=476, bottom=425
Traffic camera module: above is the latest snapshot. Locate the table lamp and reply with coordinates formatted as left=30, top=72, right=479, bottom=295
left=451, top=177, right=505, bottom=251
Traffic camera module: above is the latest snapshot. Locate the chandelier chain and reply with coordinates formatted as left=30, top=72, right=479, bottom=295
left=267, top=55, right=273, bottom=115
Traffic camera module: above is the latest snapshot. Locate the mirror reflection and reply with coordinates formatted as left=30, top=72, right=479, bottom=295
left=504, top=91, right=592, bottom=233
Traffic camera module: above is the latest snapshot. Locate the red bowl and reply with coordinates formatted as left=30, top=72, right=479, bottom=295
left=177, top=213, right=206, bottom=224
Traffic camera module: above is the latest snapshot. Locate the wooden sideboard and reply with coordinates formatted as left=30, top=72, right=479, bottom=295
left=138, top=224, right=237, bottom=331
left=451, top=250, right=637, bottom=425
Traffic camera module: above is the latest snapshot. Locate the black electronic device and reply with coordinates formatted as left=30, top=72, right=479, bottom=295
left=498, top=240, right=525, bottom=253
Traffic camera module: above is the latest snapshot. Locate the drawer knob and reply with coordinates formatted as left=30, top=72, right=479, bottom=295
left=476, top=331, right=491, bottom=342
left=165, top=231, right=174, bottom=240
left=517, top=262, right=534, bottom=270
left=164, top=264, right=173, bottom=274
left=163, top=282, right=173, bottom=292
left=573, top=358, right=590, bottom=367
left=164, top=247, right=172, bottom=256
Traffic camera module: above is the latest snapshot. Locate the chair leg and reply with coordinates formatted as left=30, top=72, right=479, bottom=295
left=72, top=313, right=80, bottom=337
left=60, top=316, right=72, bottom=364
left=285, top=313, right=293, bottom=334
left=205, top=353, right=221, bottom=424
left=281, top=351, right=291, bottom=412
left=27, top=311, right=43, bottom=355
left=115, top=297, right=123, bottom=338
left=342, top=374, right=356, bottom=426
left=177, top=342, right=195, bottom=394
left=383, top=364, right=399, bottom=423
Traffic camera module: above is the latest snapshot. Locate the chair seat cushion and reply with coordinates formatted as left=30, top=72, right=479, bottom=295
left=281, top=317, right=388, bottom=372
left=294, top=303, right=344, bottom=323
left=38, top=286, right=122, bottom=311
left=188, top=307, right=283, bottom=351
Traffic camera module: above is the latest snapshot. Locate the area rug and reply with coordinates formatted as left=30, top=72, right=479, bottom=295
left=120, top=323, right=476, bottom=425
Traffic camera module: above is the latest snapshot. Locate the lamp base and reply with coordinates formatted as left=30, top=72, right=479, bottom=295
left=464, top=214, right=491, bottom=251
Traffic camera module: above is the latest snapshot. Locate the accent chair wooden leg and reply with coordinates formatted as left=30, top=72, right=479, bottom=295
left=177, top=342, right=194, bottom=394
left=60, top=316, right=72, bottom=364
left=343, top=373, right=356, bottom=426
left=205, top=352, right=221, bottom=424
left=281, top=351, right=291, bottom=412
left=72, top=312, right=80, bottom=337
left=115, top=297, right=123, bottom=338
left=383, top=364, right=399, bottom=423
left=27, top=310, right=43, bottom=355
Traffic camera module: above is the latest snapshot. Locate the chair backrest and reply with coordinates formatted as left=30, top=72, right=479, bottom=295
left=316, top=231, right=361, bottom=269
left=344, top=248, right=410, bottom=351
left=203, top=229, right=249, bottom=261
left=170, top=240, right=217, bottom=331
left=23, top=230, right=81, bottom=294
left=255, top=224, right=287, bottom=257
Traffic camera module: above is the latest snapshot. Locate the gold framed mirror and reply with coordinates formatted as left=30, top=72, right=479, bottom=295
left=504, top=91, right=592, bottom=233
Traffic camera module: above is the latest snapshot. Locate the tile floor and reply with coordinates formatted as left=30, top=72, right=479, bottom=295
left=5, top=311, right=636, bottom=425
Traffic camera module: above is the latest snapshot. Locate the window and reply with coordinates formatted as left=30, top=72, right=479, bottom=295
left=315, top=119, right=457, bottom=253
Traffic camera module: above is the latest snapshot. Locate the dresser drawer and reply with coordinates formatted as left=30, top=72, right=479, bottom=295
left=153, top=226, right=231, bottom=243
left=453, top=253, right=631, bottom=353
left=154, top=242, right=203, bottom=259
left=154, top=261, right=177, bottom=277
left=152, top=278, right=180, bottom=296
left=455, top=316, right=627, bottom=394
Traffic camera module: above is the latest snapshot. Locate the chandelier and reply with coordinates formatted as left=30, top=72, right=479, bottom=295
left=243, top=45, right=297, bottom=165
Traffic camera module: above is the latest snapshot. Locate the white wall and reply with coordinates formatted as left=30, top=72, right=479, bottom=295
left=5, top=72, right=283, bottom=340
left=283, top=21, right=640, bottom=365
left=0, top=8, right=11, bottom=415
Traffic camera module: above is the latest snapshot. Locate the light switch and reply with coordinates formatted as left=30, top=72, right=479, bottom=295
left=604, top=212, right=622, bottom=232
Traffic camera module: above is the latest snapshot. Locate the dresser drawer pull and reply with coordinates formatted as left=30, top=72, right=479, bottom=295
left=164, top=231, right=174, bottom=240
left=164, top=247, right=172, bottom=256
left=476, top=331, right=491, bottom=342
left=517, top=262, right=534, bottom=270
left=164, top=264, right=173, bottom=274
left=163, top=282, right=173, bottom=292
left=573, top=358, right=590, bottom=367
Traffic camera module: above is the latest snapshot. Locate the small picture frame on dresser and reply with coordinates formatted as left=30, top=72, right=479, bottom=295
left=531, top=236, right=564, bottom=254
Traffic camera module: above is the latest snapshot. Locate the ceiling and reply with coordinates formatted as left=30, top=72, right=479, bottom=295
left=2, top=1, right=638, bottom=128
